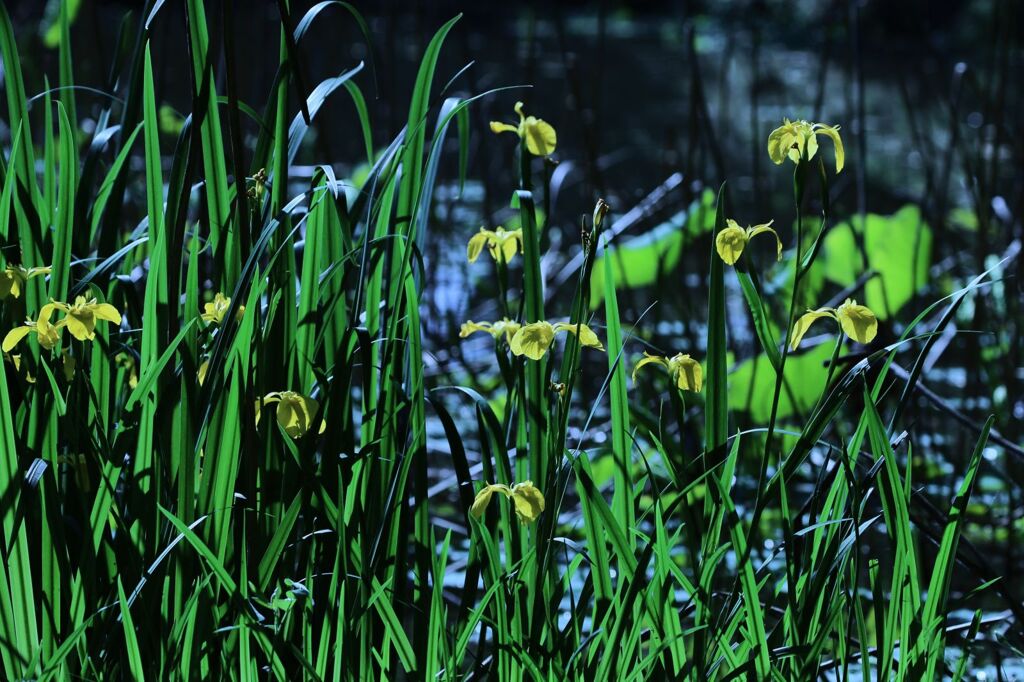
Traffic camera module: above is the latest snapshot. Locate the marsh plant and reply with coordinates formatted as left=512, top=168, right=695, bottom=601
left=0, top=3, right=1013, bottom=681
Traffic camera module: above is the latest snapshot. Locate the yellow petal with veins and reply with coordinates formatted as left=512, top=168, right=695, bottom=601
left=510, top=322, right=555, bottom=360
left=522, top=117, right=557, bottom=156
left=668, top=354, right=703, bottom=392
left=836, top=299, right=877, bottom=344
left=715, top=222, right=749, bottom=265
left=511, top=481, right=545, bottom=524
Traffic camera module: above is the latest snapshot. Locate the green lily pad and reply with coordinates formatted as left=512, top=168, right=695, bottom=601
left=589, top=189, right=715, bottom=307
left=821, top=204, right=931, bottom=319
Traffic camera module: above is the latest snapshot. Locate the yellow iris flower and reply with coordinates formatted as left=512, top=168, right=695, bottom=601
left=470, top=480, right=546, bottom=524
left=459, top=318, right=522, bottom=345
left=509, top=321, right=604, bottom=360
left=715, top=219, right=782, bottom=265
left=0, top=264, right=51, bottom=299
left=46, top=296, right=122, bottom=341
left=490, top=102, right=557, bottom=157
left=767, top=118, right=845, bottom=173
left=632, top=352, right=703, bottom=392
left=256, top=391, right=326, bottom=439
left=2, top=307, right=63, bottom=352
left=466, top=227, right=523, bottom=264
left=790, top=298, right=878, bottom=350
left=202, top=292, right=243, bottom=325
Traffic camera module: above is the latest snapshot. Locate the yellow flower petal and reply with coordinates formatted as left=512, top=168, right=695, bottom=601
left=553, top=322, right=604, bottom=351
left=202, top=292, right=231, bottom=324
left=459, top=320, right=493, bottom=338
left=493, top=228, right=521, bottom=263
left=470, top=483, right=510, bottom=520
left=668, top=354, right=703, bottom=392
left=716, top=221, right=749, bottom=265
left=522, top=117, right=557, bottom=156
left=63, top=313, right=93, bottom=341
left=275, top=397, right=300, bottom=437
left=510, top=322, right=555, bottom=360
left=814, top=124, right=844, bottom=173
left=2, top=325, right=34, bottom=353
left=492, top=318, right=521, bottom=344
left=837, top=299, right=877, bottom=344
left=489, top=121, right=518, bottom=135
left=92, top=303, right=122, bottom=324
left=804, top=128, right=819, bottom=163
left=26, top=266, right=52, bottom=279
left=631, top=351, right=670, bottom=384
left=790, top=308, right=837, bottom=350
left=767, top=119, right=798, bottom=165
left=768, top=118, right=819, bottom=166
left=466, top=230, right=491, bottom=263
left=747, top=221, right=783, bottom=261
left=510, top=481, right=545, bottom=524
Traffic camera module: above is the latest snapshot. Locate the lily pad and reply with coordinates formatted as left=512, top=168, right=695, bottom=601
left=589, top=189, right=716, bottom=307
left=821, top=204, right=931, bottom=319
left=730, top=342, right=835, bottom=422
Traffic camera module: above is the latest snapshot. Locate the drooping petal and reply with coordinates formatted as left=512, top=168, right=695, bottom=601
left=459, top=320, right=493, bottom=338
left=814, top=124, right=845, bottom=173
left=495, top=229, right=521, bottom=263
left=803, top=127, right=819, bottom=162
left=39, top=302, right=62, bottom=322
left=715, top=222, right=750, bottom=265
left=92, top=303, right=122, bottom=324
left=790, top=309, right=837, bottom=350
left=2, top=325, right=34, bottom=353
left=522, top=117, right=557, bottom=156
left=492, top=319, right=521, bottom=344
left=668, top=354, right=703, bottom=392
left=631, top=352, right=670, bottom=384
left=470, top=483, right=511, bottom=520
left=294, top=393, right=321, bottom=436
left=37, top=321, right=61, bottom=349
left=466, top=230, right=491, bottom=263
left=255, top=392, right=282, bottom=429
left=747, top=221, right=783, bottom=261
left=510, top=322, right=556, bottom=360
left=553, top=322, right=604, bottom=351
left=836, top=299, right=877, bottom=344
left=767, top=122, right=794, bottom=165
left=275, top=396, right=302, bottom=438
left=510, top=481, right=545, bottom=524
left=63, top=312, right=94, bottom=341
left=489, top=121, right=518, bottom=135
